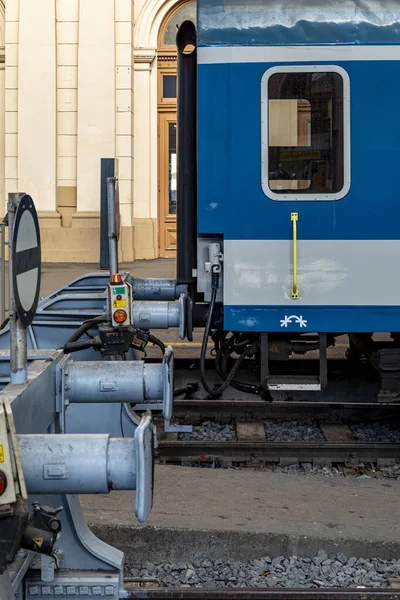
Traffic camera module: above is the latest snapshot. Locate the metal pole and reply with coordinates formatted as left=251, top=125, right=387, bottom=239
left=8, top=193, right=27, bottom=385
left=107, top=177, right=118, bottom=275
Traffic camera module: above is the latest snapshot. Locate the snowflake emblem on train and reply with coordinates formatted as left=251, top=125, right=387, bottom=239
left=280, top=315, right=308, bottom=329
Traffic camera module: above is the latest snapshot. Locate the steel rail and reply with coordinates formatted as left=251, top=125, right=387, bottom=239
left=157, top=441, right=400, bottom=464
left=130, top=587, right=400, bottom=599
left=172, top=400, right=400, bottom=423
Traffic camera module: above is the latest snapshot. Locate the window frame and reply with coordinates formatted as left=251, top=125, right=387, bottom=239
left=261, top=65, right=351, bottom=201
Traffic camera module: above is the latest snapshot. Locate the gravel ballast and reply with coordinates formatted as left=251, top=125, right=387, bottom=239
left=350, top=423, right=400, bottom=443
left=273, top=463, right=343, bottom=478
left=129, top=551, right=400, bottom=589
left=264, top=419, right=325, bottom=442
left=177, top=420, right=400, bottom=444
left=272, top=463, right=400, bottom=479
left=178, top=421, right=237, bottom=441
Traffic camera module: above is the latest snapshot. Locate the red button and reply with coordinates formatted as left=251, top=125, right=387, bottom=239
left=114, top=310, right=127, bottom=324
left=0, top=471, right=7, bottom=496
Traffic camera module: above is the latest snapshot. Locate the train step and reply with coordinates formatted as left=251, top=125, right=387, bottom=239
left=267, top=375, right=322, bottom=391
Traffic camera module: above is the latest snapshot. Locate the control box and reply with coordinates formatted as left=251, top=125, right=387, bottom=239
left=108, top=277, right=133, bottom=328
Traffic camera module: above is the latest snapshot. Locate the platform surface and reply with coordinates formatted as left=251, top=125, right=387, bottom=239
left=80, top=465, right=400, bottom=561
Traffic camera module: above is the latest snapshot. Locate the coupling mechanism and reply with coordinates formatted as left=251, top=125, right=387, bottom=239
left=18, top=413, right=154, bottom=523
left=62, top=346, right=174, bottom=421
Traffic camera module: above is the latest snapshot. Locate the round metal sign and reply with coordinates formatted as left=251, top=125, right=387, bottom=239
left=12, top=195, right=41, bottom=327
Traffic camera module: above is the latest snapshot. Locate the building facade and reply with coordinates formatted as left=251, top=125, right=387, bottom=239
left=0, top=0, right=195, bottom=262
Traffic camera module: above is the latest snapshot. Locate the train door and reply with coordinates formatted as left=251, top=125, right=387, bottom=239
left=259, top=65, right=351, bottom=314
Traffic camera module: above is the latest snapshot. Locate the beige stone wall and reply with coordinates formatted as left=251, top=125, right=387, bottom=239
left=0, top=3, right=4, bottom=216
left=0, top=0, right=185, bottom=262
left=3, top=0, right=135, bottom=262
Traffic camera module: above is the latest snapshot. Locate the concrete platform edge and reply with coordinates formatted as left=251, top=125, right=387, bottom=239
left=88, top=524, right=400, bottom=564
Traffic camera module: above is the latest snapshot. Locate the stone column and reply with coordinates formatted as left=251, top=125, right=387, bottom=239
left=56, top=0, right=79, bottom=232
left=133, top=48, right=158, bottom=259
left=4, top=0, right=19, bottom=202
left=74, top=0, right=115, bottom=261
left=115, top=0, right=135, bottom=262
left=18, top=0, right=57, bottom=212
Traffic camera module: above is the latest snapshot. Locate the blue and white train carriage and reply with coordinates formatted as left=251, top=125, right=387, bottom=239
left=177, top=1, right=400, bottom=398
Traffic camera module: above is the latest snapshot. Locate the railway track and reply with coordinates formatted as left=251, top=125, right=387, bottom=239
left=157, top=439, right=400, bottom=467
left=131, top=587, right=400, bottom=599
left=156, top=400, right=400, bottom=467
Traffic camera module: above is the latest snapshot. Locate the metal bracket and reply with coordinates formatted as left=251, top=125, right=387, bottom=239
left=178, top=293, right=186, bottom=340
left=25, top=494, right=124, bottom=599
left=162, top=346, right=173, bottom=420
left=55, top=354, right=70, bottom=433
left=163, top=419, right=192, bottom=433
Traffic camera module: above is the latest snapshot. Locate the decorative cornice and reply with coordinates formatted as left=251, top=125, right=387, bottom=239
left=158, top=54, right=177, bottom=63
left=134, top=48, right=157, bottom=64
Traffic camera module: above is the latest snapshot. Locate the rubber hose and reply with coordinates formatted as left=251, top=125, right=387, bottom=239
left=147, top=333, right=166, bottom=355
left=200, top=288, right=248, bottom=398
left=219, top=343, right=262, bottom=396
left=215, top=337, right=233, bottom=380
left=66, top=315, right=109, bottom=344
left=63, top=339, right=95, bottom=353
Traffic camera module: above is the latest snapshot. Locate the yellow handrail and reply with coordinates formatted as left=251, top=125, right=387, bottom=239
left=291, top=212, right=299, bottom=299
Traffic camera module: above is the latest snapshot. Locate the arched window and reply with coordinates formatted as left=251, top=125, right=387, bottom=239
left=161, top=1, right=196, bottom=48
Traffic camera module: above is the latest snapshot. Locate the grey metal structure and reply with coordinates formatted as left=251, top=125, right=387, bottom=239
left=59, top=348, right=183, bottom=436
left=0, top=269, right=186, bottom=433
left=40, top=273, right=187, bottom=301
left=133, top=296, right=186, bottom=339
left=0, top=288, right=186, bottom=356
left=0, top=176, right=187, bottom=363
left=65, top=359, right=169, bottom=406
left=0, top=193, right=165, bottom=599
left=19, top=432, right=148, bottom=500
left=0, top=343, right=174, bottom=434
left=129, top=277, right=187, bottom=301
left=2, top=352, right=155, bottom=599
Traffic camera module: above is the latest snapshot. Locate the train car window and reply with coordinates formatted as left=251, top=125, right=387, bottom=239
left=261, top=66, right=350, bottom=201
